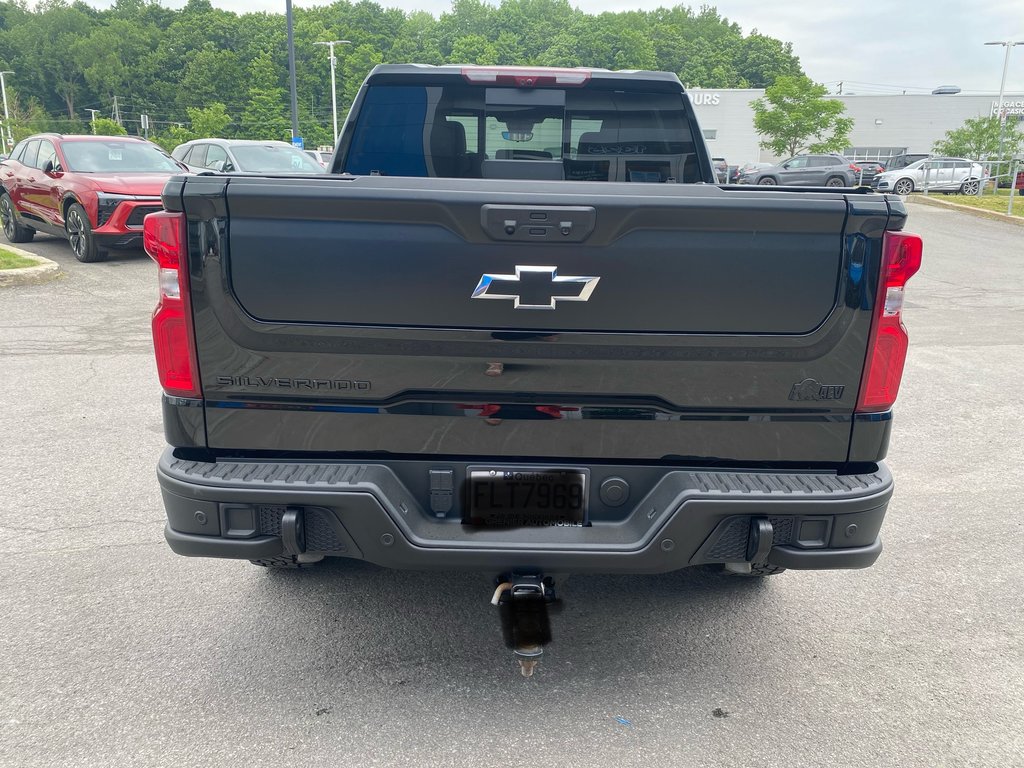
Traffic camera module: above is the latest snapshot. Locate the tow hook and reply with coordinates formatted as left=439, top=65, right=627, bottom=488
left=280, top=506, right=306, bottom=555
left=724, top=517, right=774, bottom=574
left=491, top=574, right=557, bottom=677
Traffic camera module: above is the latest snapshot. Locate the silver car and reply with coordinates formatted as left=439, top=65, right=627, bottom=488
left=305, top=150, right=333, bottom=169
left=873, top=157, right=984, bottom=195
left=171, top=139, right=325, bottom=174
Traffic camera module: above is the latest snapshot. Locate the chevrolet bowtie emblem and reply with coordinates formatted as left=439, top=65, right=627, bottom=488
left=471, top=266, right=600, bottom=310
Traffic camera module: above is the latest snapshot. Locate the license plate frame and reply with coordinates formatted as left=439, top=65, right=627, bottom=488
left=464, top=466, right=589, bottom=528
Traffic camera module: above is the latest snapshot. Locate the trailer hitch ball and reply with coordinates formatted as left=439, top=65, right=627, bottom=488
left=514, top=644, right=543, bottom=677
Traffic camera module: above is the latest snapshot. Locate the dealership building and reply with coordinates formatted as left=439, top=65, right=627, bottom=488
left=689, top=89, right=1024, bottom=164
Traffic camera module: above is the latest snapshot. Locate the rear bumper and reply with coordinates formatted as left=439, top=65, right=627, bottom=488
left=157, top=449, right=893, bottom=574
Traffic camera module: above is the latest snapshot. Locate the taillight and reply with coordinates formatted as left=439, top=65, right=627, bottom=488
left=856, top=231, right=922, bottom=412
left=461, top=66, right=591, bottom=87
left=144, top=211, right=200, bottom=398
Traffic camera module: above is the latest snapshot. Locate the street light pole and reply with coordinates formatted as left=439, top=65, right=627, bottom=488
left=285, top=0, right=300, bottom=142
left=314, top=40, right=350, bottom=145
left=985, top=40, right=1023, bottom=161
left=0, top=71, right=14, bottom=149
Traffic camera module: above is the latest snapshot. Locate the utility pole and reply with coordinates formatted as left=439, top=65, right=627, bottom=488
left=314, top=40, right=351, bottom=145
left=286, top=0, right=300, bottom=144
left=86, top=109, right=99, bottom=134
left=838, top=81, right=843, bottom=95
left=112, top=95, right=122, bottom=126
left=985, top=40, right=1023, bottom=160
left=0, top=71, right=14, bottom=150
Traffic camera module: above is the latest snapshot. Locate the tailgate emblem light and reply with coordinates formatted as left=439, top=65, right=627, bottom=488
left=471, top=266, right=600, bottom=310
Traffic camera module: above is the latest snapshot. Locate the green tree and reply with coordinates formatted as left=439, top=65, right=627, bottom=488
left=178, top=47, right=245, bottom=112
left=240, top=52, right=290, bottom=141
left=450, top=34, right=498, bottom=65
left=8, top=1, right=95, bottom=117
left=387, top=11, right=445, bottom=65
left=438, top=0, right=495, bottom=58
left=751, top=75, right=853, bottom=157
left=677, top=36, right=741, bottom=87
left=91, top=116, right=127, bottom=135
left=151, top=125, right=194, bottom=153
left=933, top=115, right=1024, bottom=161
left=4, top=87, right=55, bottom=142
left=341, top=43, right=383, bottom=106
left=0, top=0, right=806, bottom=141
left=736, top=33, right=802, bottom=88
left=188, top=103, right=232, bottom=138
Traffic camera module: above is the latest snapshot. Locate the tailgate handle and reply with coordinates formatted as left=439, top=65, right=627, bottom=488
left=481, top=205, right=596, bottom=243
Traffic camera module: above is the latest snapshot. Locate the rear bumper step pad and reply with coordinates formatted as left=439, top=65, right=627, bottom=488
left=158, top=450, right=892, bottom=574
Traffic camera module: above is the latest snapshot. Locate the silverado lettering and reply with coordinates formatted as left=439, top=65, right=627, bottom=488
left=215, top=375, right=370, bottom=390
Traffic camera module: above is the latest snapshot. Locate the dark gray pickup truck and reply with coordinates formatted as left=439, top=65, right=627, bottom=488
left=148, top=65, right=920, bottom=670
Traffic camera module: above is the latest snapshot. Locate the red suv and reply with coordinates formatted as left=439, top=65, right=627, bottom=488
left=0, top=134, right=184, bottom=262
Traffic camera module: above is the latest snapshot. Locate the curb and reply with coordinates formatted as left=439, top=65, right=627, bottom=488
left=905, top=194, right=1024, bottom=227
left=0, top=245, right=61, bottom=287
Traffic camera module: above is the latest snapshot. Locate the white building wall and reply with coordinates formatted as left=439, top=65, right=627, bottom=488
left=837, top=94, right=1022, bottom=157
left=688, top=88, right=764, bottom=164
left=689, top=88, right=1024, bottom=165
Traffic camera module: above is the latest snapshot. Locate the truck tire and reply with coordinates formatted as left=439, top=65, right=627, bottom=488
left=249, top=554, right=323, bottom=569
left=65, top=202, right=106, bottom=263
left=0, top=193, right=35, bottom=243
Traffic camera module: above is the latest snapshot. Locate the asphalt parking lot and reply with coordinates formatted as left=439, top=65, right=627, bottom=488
left=1, top=204, right=1022, bottom=767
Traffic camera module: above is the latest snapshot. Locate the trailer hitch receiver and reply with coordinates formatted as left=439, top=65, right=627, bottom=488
left=492, top=574, right=557, bottom=677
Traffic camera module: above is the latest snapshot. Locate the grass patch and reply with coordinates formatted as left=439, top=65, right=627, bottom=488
left=939, top=192, right=1024, bottom=218
left=0, top=247, right=38, bottom=270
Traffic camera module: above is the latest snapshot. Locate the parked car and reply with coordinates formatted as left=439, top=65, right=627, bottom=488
left=711, top=156, right=728, bottom=183
left=872, top=157, right=984, bottom=195
left=737, top=153, right=859, bottom=187
left=736, top=161, right=772, bottom=181
left=0, top=133, right=183, bottom=262
left=171, top=139, right=325, bottom=174
left=305, top=149, right=333, bottom=169
left=850, top=160, right=885, bottom=186
left=727, top=164, right=740, bottom=183
left=886, top=153, right=930, bottom=172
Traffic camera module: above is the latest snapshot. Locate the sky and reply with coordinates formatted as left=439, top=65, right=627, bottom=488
left=96, top=0, right=1024, bottom=94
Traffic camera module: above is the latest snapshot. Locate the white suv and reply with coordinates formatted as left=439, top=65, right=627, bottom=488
left=873, top=157, right=984, bottom=195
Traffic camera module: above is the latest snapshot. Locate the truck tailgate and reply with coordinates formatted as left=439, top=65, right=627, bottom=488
left=177, top=176, right=895, bottom=463
left=227, top=180, right=841, bottom=334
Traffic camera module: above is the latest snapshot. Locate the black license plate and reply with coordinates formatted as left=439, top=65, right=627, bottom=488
left=464, top=468, right=588, bottom=528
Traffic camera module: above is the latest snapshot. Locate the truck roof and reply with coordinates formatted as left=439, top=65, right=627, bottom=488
left=366, top=64, right=685, bottom=90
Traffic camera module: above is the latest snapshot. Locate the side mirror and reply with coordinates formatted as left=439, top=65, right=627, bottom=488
left=43, top=159, right=56, bottom=175
left=223, top=161, right=235, bottom=172
left=208, top=159, right=225, bottom=172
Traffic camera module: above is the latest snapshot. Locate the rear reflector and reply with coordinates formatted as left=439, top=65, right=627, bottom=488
left=461, top=67, right=591, bottom=87
left=856, top=231, right=922, bottom=412
left=144, top=211, right=200, bottom=399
